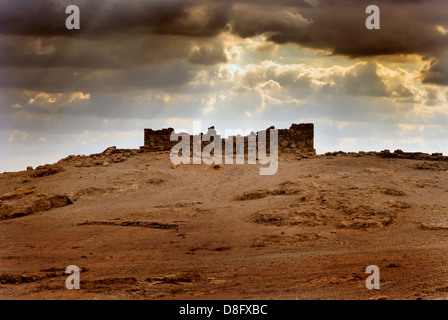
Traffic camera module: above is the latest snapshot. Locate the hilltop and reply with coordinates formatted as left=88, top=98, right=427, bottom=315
left=0, top=149, right=448, bottom=299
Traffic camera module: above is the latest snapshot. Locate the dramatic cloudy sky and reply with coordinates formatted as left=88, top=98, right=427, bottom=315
left=1, top=0, right=447, bottom=171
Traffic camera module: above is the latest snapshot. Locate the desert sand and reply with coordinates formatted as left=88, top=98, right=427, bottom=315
left=1, top=149, right=448, bottom=300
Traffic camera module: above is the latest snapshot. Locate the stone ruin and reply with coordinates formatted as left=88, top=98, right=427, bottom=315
left=140, top=123, right=316, bottom=156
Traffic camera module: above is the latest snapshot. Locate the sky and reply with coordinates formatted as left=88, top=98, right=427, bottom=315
left=0, top=0, right=447, bottom=172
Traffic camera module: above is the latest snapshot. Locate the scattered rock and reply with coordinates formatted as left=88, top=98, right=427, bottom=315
left=148, top=178, right=164, bottom=185
left=102, top=146, right=117, bottom=156
left=1, top=267, right=88, bottom=285
left=0, top=192, right=72, bottom=220
left=235, top=181, right=301, bottom=201
left=235, top=189, right=269, bottom=201
left=78, top=220, right=179, bottom=229
left=30, top=165, right=64, bottom=178
left=412, top=162, right=448, bottom=171
left=379, top=188, right=406, bottom=197
left=0, top=189, right=34, bottom=201
left=337, top=218, right=389, bottom=230
left=386, top=200, right=411, bottom=209
left=47, top=194, right=73, bottom=208
left=337, top=205, right=395, bottom=230
left=72, top=187, right=117, bottom=200
left=30, top=195, right=52, bottom=211
left=146, top=272, right=202, bottom=284
left=87, top=277, right=137, bottom=287
left=174, top=201, right=203, bottom=208
left=251, top=207, right=332, bottom=227
left=0, top=201, right=35, bottom=219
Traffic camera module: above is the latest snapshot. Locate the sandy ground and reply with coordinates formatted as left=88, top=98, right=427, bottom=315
left=1, top=151, right=448, bottom=300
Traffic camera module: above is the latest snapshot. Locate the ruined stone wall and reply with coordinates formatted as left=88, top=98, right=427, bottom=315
left=143, top=128, right=176, bottom=152
left=277, top=123, right=314, bottom=154
left=141, top=123, right=315, bottom=156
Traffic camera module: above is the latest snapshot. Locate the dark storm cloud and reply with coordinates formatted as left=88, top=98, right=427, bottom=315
left=0, top=62, right=194, bottom=93
left=2, top=0, right=446, bottom=52
left=0, top=0, right=229, bottom=37
left=0, top=0, right=447, bottom=79
left=299, top=0, right=447, bottom=58
left=229, top=3, right=311, bottom=39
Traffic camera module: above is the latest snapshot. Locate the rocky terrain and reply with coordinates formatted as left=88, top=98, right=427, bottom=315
left=1, top=148, right=448, bottom=299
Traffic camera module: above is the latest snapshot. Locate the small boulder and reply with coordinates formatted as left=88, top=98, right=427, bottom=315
left=31, top=195, right=52, bottom=211
left=30, top=165, right=64, bottom=178
left=46, top=194, right=73, bottom=208
left=0, top=201, right=35, bottom=219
